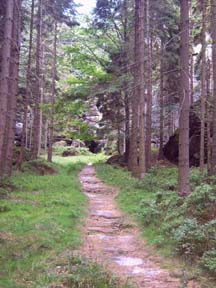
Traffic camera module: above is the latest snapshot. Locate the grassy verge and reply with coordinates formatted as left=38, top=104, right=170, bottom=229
left=1, top=153, right=124, bottom=288
left=95, top=163, right=216, bottom=286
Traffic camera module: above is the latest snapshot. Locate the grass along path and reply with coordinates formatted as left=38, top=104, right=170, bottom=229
left=0, top=154, right=119, bottom=288
left=95, top=163, right=216, bottom=288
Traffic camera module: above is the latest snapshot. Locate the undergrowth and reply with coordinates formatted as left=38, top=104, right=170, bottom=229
left=96, top=164, right=216, bottom=284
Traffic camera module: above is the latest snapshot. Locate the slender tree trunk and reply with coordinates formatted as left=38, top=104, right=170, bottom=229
left=206, top=59, right=212, bottom=174
left=0, top=0, right=14, bottom=176
left=210, top=0, right=216, bottom=174
left=145, top=0, right=152, bottom=171
left=178, top=0, right=190, bottom=196
left=124, top=90, right=130, bottom=161
left=48, top=21, right=57, bottom=162
left=158, top=41, right=165, bottom=160
left=137, top=0, right=146, bottom=179
left=32, top=0, right=43, bottom=159
left=38, top=42, right=44, bottom=156
left=189, top=1, right=194, bottom=105
left=18, top=0, right=35, bottom=167
left=200, top=0, right=207, bottom=172
left=128, top=0, right=140, bottom=175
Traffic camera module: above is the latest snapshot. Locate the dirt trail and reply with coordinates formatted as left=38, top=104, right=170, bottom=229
left=79, top=165, right=185, bottom=288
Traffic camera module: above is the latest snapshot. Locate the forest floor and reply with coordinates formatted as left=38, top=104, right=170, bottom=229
left=79, top=164, right=196, bottom=288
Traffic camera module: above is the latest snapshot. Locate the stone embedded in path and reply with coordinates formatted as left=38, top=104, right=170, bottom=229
left=91, top=210, right=121, bottom=219
left=114, top=256, right=144, bottom=267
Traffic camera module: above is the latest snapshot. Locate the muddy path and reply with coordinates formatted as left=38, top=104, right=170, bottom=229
left=79, top=165, right=193, bottom=288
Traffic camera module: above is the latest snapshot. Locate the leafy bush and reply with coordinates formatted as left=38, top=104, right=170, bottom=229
left=174, top=219, right=206, bottom=258
left=138, top=200, right=160, bottom=226
left=185, top=184, right=216, bottom=222
left=190, top=169, right=206, bottom=188
left=201, top=250, right=216, bottom=277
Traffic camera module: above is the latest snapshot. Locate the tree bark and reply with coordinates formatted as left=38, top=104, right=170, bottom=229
left=206, top=59, right=212, bottom=175
left=145, top=0, right=152, bottom=171
left=32, top=0, right=43, bottom=159
left=137, top=0, right=146, bottom=179
left=18, top=0, right=35, bottom=167
left=3, top=0, right=21, bottom=175
left=210, top=0, right=216, bottom=174
left=178, top=0, right=190, bottom=196
left=128, top=0, right=140, bottom=175
left=48, top=21, right=57, bottom=162
left=158, top=40, right=165, bottom=160
left=0, top=0, right=14, bottom=176
left=200, top=0, right=207, bottom=172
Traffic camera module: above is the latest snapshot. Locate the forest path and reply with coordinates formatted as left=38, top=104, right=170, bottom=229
left=79, top=165, right=186, bottom=288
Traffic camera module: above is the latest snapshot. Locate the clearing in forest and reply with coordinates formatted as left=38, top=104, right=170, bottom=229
left=79, top=165, right=185, bottom=288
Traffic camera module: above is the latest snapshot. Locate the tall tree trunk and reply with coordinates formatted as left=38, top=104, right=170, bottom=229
left=128, top=0, right=140, bottom=175
left=178, top=0, right=190, bottom=196
left=3, top=0, right=21, bottom=175
left=210, top=0, right=216, bottom=174
left=189, top=1, right=194, bottom=105
left=200, top=0, right=207, bottom=172
left=145, top=0, right=152, bottom=171
left=47, top=21, right=57, bottom=162
left=206, top=59, right=212, bottom=175
left=0, top=0, right=14, bottom=176
left=137, top=0, right=146, bottom=179
left=18, top=0, right=35, bottom=167
left=158, top=41, right=165, bottom=160
left=32, top=0, right=43, bottom=159
left=38, top=42, right=44, bottom=156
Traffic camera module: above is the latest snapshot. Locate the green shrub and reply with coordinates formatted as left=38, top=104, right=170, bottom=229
left=174, top=219, right=206, bottom=258
left=185, top=184, right=216, bottom=222
left=190, top=169, right=206, bottom=188
left=138, top=200, right=160, bottom=226
left=201, top=250, right=216, bottom=277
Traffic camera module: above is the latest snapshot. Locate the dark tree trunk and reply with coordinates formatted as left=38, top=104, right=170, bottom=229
left=200, top=0, right=207, bottom=172
left=145, top=0, right=152, bottom=171
left=0, top=0, right=14, bottom=176
left=3, top=0, right=21, bottom=175
left=206, top=59, right=212, bottom=175
left=210, top=0, right=216, bottom=174
left=158, top=41, right=165, bottom=160
left=178, top=0, right=190, bottom=196
left=128, top=0, right=140, bottom=175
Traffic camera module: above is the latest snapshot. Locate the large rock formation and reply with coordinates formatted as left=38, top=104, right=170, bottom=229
left=163, top=107, right=207, bottom=167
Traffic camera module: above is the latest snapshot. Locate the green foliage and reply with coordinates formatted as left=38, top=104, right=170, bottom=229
left=201, top=250, right=216, bottom=276
left=174, top=219, right=206, bottom=258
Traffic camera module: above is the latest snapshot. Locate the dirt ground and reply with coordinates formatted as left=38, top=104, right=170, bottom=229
left=79, top=165, right=199, bottom=288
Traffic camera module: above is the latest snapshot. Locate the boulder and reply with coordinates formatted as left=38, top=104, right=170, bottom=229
left=53, top=140, right=67, bottom=147
left=85, top=140, right=106, bottom=153
left=106, top=154, right=127, bottom=167
left=62, top=148, right=78, bottom=157
left=71, top=139, right=85, bottom=148
left=163, top=107, right=207, bottom=167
